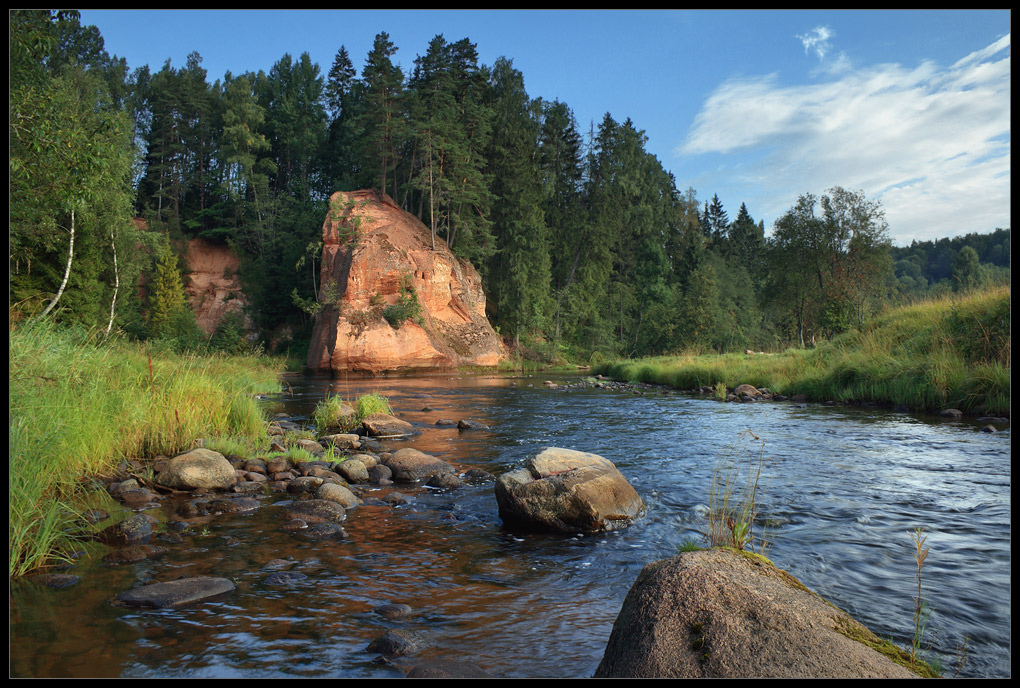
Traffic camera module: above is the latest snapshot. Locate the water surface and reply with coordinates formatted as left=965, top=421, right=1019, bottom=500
left=10, top=372, right=1010, bottom=677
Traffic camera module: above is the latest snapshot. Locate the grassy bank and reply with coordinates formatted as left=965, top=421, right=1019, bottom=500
left=596, top=286, right=1010, bottom=415
left=9, top=321, right=284, bottom=578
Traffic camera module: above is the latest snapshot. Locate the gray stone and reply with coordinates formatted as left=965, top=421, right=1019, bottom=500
left=157, top=449, right=237, bottom=491
left=384, top=448, right=456, bottom=483
left=112, top=576, right=235, bottom=609
left=283, top=499, right=347, bottom=524
left=362, top=413, right=420, bottom=437
left=495, top=447, right=644, bottom=534
left=366, top=628, right=431, bottom=657
left=315, top=482, right=360, bottom=509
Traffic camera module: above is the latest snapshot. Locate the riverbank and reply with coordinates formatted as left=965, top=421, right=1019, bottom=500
left=9, top=322, right=284, bottom=578
left=594, top=286, right=1010, bottom=416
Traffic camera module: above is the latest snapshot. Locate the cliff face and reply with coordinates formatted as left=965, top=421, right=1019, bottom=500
left=307, top=190, right=505, bottom=374
left=183, top=238, right=250, bottom=335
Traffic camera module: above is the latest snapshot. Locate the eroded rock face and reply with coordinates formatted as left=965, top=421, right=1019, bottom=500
left=307, top=190, right=505, bottom=374
left=495, top=448, right=645, bottom=533
left=595, top=549, right=920, bottom=678
left=183, top=237, right=250, bottom=335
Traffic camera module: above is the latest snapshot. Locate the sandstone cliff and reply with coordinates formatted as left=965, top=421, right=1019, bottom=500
left=307, top=190, right=505, bottom=374
left=183, top=237, right=250, bottom=335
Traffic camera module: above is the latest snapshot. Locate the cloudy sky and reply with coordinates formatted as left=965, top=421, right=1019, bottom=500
left=80, top=10, right=1010, bottom=246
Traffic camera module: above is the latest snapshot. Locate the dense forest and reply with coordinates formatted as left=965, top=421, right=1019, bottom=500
left=10, top=12, right=1011, bottom=361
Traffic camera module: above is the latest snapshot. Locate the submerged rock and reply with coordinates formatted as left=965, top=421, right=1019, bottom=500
left=595, top=549, right=921, bottom=678
left=97, top=513, right=158, bottom=545
left=405, top=660, right=493, bottom=678
left=112, top=576, right=235, bottom=609
left=366, top=628, right=432, bottom=657
left=495, top=447, right=645, bottom=534
left=101, top=544, right=168, bottom=567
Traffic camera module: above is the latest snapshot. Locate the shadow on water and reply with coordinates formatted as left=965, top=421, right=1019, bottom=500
left=9, top=372, right=1011, bottom=677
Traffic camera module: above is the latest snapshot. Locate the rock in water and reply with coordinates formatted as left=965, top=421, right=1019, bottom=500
left=595, top=549, right=921, bottom=678
left=112, top=576, right=235, bottom=609
left=383, top=448, right=456, bottom=483
left=495, top=447, right=645, bottom=533
left=306, top=190, right=505, bottom=374
left=157, top=448, right=237, bottom=491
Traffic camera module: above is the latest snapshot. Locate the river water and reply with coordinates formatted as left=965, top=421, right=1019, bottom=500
left=9, top=372, right=1011, bottom=678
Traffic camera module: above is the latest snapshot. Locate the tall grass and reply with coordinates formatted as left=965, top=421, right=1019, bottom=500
left=9, top=320, right=283, bottom=578
left=596, top=286, right=1010, bottom=414
left=707, top=430, right=767, bottom=553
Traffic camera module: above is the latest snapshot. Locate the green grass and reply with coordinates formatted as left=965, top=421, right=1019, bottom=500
left=311, top=392, right=393, bottom=434
left=595, top=286, right=1010, bottom=415
left=9, top=320, right=283, bottom=578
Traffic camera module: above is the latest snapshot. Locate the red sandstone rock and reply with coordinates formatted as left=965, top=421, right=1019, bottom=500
left=183, top=237, right=251, bottom=335
left=307, top=190, right=505, bottom=374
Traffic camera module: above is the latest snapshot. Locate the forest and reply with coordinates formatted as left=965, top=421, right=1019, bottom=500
left=9, top=11, right=1011, bottom=362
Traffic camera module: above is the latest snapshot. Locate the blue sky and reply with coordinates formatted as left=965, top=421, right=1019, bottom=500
left=79, top=9, right=1011, bottom=246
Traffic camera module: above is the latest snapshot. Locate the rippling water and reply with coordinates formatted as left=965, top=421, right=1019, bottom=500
left=10, top=372, right=1011, bottom=677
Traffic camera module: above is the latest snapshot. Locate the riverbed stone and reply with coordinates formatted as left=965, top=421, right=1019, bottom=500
left=384, top=448, right=456, bottom=483
left=30, top=573, right=82, bottom=589
left=427, top=472, right=463, bottom=489
left=335, top=459, right=370, bottom=483
left=734, top=384, right=759, bottom=398
left=97, top=513, right=158, bottom=545
left=208, top=497, right=261, bottom=514
left=362, top=413, right=421, bottom=437
left=457, top=419, right=489, bottom=430
left=299, top=522, right=348, bottom=541
left=374, top=603, right=414, bottom=619
left=595, top=548, right=919, bottom=678
left=495, top=447, right=645, bottom=534
left=264, top=571, right=308, bottom=586
left=366, top=628, right=431, bottom=657
left=368, top=464, right=393, bottom=484
left=283, top=499, right=347, bottom=524
left=101, top=544, right=168, bottom=567
left=320, top=433, right=361, bottom=450
left=287, top=476, right=325, bottom=494
left=112, top=576, right=236, bottom=609
left=315, top=482, right=360, bottom=509
left=405, top=661, right=493, bottom=678
left=157, top=449, right=237, bottom=491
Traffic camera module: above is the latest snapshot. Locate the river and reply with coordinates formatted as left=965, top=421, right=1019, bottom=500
left=9, top=372, right=1011, bottom=678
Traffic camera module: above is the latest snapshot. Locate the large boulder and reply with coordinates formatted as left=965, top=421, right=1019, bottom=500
left=306, top=190, right=505, bottom=374
left=595, top=548, right=924, bottom=678
left=495, top=448, right=645, bottom=534
left=157, top=448, right=237, bottom=490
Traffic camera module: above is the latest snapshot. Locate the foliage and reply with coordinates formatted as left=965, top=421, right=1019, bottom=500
left=382, top=274, right=424, bottom=329
left=595, top=285, right=1010, bottom=414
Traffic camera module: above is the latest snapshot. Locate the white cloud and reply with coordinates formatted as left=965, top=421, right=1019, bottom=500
left=797, top=26, right=834, bottom=61
left=678, top=35, right=1011, bottom=243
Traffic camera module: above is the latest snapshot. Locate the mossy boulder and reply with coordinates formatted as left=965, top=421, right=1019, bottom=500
left=596, top=548, right=929, bottom=678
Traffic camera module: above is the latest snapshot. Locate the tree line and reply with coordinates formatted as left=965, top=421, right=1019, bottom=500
left=9, top=12, right=1010, bottom=360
